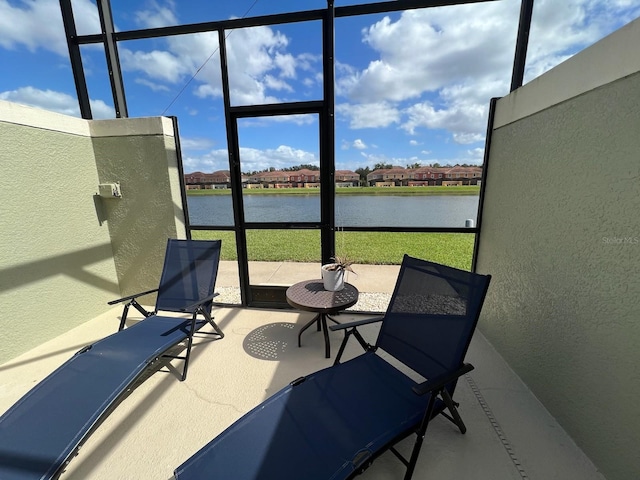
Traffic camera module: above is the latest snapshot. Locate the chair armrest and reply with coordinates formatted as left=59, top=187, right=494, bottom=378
left=412, top=363, right=474, bottom=396
left=108, top=288, right=159, bottom=305
left=180, top=292, right=220, bottom=313
left=329, top=315, right=384, bottom=332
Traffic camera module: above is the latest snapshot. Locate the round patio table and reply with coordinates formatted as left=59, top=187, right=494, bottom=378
left=286, top=280, right=359, bottom=358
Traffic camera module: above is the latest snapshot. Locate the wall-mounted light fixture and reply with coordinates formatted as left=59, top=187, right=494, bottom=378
left=98, top=182, right=122, bottom=198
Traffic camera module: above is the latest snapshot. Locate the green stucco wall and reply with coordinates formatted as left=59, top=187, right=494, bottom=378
left=91, top=117, right=186, bottom=299
left=476, top=21, right=640, bottom=480
left=0, top=103, right=186, bottom=364
left=0, top=102, right=119, bottom=363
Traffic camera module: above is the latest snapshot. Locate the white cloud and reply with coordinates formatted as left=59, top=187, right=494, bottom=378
left=401, top=84, right=491, bottom=143
left=224, top=26, right=294, bottom=105
left=341, top=138, right=369, bottom=151
left=274, top=52, right=297, bottom=79
left=89, top=99, right=116, bottom=119
left=121, top=8, right=315, bottom=109
left=0, top=0, right=100, bottom=56
left=334, top=1, right=521, bottom=142
left=335, top=0, right=640, bottom=147
left=263, top=74, right=293, bottom=92
left=242, top=145, right=317, bottom=169
left=352, top=139, right=367, bottom=150
left=134, top=78, right=170, bottom=92
left=2, top=0, right=636, bottom=174
left=184, top=144, right=318, bottom=173
left=524, top=0, right=640, bottom=82
left=0, top=0, right=322, bottom=115
left=351, top=146, right=485, bottom=168
left=181, top=137, right=215, bottom=151
left=466, top=147, right=485, bottom=163
left=183, top=149, right=228, bottom=173
left=336, top=102, right=400, bottom=129
left=134, top=0, right=178, bottom=28
left=237, top=114, right=316, bottom=128
left=121, top=48, right=193, bottom=84
left=0, top=86, right=114, bottom=118
left=358, top=151, right=423, bottom=167
left=193, top=84, right=222, bottom=99
left=338, top=2, right=520, bottom=104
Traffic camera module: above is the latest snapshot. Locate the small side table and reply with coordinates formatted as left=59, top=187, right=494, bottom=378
left=286, top=280, right=359, bottom=358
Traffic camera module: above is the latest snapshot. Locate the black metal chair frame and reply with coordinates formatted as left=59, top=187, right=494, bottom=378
left=108, top=239, right=224, bottom=381
left=330, top=318, right=476, bottom=479
left=174, top=255, right=490, bottom=480
left=327, top=258, right=491, bottom=479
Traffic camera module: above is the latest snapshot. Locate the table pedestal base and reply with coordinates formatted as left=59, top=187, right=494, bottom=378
left=298, top=314, right=340, bottom=358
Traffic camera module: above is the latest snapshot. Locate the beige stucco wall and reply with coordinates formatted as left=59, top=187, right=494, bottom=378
left=0, top=101, right=118, bottom=363
left=0, top=102, right=186, bottom=364
left=476, top=18, right=640, bottom=480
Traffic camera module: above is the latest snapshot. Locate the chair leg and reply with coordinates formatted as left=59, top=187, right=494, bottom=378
left=207, top=318, right=224, bottom=339
left=179, top=309, right=224, bottom=381
left=201, top=309, right=224, bottom=339
left=118, top=304, right=130, bottom=331
left=180, top=316, right=198, bottom=381
left=404, top=391, right=439, bottom=480
left=440, top=388, right=467, bottom=434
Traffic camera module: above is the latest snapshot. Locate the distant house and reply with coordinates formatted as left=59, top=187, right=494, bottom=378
left=184, top=170, right=235, bottom=189
left=366, top=167, right=410, bottom=186
left=444, top=165, right=483, bottom=184
left=335, top=170, right=359, bottom=187
left=246, top=168, right=358, bottom=188
left=184, top=171, right=207, bottom=189
left=369, top=165, right=483, bottom=186
left=249, top=170, right=292, bottom=187
left=185, top=168, right=413, bottom=189
left=288, top=168, right=320, bottom=187
left=411, top=167, right=449, bottom=185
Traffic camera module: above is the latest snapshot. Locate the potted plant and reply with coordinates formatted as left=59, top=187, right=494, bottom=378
left=321, top=255, right=355, bottom=291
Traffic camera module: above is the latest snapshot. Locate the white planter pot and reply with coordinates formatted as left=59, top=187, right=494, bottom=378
left=321, top=264, right=345, bottom=291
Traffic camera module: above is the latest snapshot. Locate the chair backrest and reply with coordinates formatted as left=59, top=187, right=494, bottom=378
left=155, top=239, right=222, bottom=314
left=376, top=255, right=490, bottom=382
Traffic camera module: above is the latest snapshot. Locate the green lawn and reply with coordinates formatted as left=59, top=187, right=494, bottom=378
left=192, top=230, right=475, bottom=270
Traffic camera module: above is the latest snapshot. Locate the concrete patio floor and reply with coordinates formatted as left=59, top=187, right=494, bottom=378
left=0, top=262, right=605, bottom=479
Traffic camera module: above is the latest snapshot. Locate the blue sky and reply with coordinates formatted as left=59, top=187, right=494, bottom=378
left=1, top=0, right=638, bottom=174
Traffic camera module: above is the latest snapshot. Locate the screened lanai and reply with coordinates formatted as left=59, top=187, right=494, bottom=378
left=1, top=2, right=639, bottom=479
left=56, top=0, right=537, bottom=307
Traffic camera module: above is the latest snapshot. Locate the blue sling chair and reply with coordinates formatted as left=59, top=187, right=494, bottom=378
left=175, top=255, right=491, bottom=480
left=0, top=239, right=223, bottom=480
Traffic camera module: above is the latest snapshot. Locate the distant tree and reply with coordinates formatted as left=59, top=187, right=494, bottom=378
left=406, top=162, right=422, bottom=169
left=268, top=167, right=276, bottom=172
left=430, top=162, right=441, bottom=168
left=373, top=162, right=393, bottom=170
left=283, top=164, right=320, bottom=171
left=355, top=166, right=371, bottom=186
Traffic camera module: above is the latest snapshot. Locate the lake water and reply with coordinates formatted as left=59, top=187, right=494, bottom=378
left=188, top=194, right=479, bottom=228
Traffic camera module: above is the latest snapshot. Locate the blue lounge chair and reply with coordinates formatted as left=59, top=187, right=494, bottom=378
left=108, top=238, right=224, bottom=379
left=174, top=255, right=491, bottom=480
left=0, top=239, right=222, bottom=480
